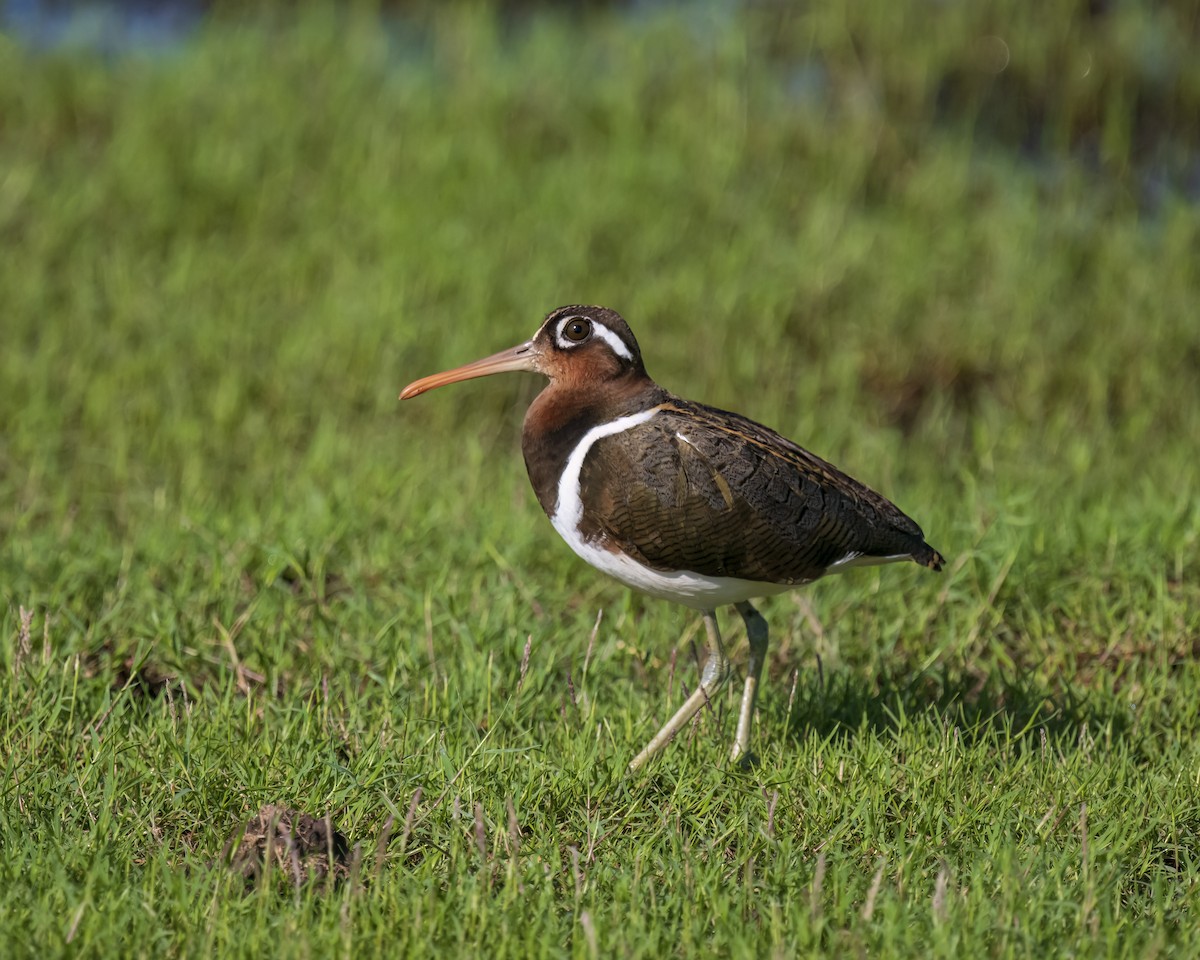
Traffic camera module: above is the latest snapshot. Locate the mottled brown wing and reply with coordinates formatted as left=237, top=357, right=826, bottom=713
left=576, top=399, right=942, bottom=583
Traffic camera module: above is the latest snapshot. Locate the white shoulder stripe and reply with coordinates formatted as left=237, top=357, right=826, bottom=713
left=550, top=407, right=660, bottom=528
left=548, top=404, right=798, bottom=607
left=547, top=404, right=811, bottom=608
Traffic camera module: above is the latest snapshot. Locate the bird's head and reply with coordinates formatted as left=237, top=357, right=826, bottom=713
left=399, top=305, right=646, bottom=400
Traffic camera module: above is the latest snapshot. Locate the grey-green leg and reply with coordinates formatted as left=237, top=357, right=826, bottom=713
left=628, top=609, right=729, bottom=772
left=730, top=601, right=768, bottom=766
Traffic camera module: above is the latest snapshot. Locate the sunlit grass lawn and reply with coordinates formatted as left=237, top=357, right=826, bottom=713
left=2, top=4, right=1199, bottom=957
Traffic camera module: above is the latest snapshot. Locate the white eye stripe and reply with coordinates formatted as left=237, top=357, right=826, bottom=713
left=555, top=315, right=633, bottom=361
left=592, top=322, right=634, bottom=361
left=555, top=316, right=582, bottom=343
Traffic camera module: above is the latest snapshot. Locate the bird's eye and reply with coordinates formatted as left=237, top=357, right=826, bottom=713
left=562, top=318, right=592, bottom=343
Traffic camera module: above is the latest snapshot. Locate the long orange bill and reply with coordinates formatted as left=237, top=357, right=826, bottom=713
left=399, top=341, right=538, bottom=400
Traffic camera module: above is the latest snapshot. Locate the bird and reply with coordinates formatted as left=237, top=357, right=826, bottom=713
left=400, top=305, right=944, bottom=771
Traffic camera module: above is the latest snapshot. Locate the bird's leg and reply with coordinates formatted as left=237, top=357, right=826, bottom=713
left=730, top=601, right=769, bottom=767
left=628, top=610, right=729, bottom=772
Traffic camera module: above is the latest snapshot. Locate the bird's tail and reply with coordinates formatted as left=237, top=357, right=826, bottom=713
left=915, top=542, right=945, bottom=572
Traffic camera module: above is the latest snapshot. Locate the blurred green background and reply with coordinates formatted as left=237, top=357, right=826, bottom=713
left=1, top=1, right=1199, bottom=956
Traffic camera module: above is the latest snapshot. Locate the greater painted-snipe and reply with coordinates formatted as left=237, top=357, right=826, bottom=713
left=401, top=306, right=944, bottom=770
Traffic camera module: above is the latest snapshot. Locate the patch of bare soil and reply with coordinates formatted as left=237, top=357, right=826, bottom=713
left=219, top=805, right=350, bottom=888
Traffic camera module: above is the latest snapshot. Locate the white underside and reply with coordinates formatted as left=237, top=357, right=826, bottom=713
left=548, top=407, right=911, bottom=610
left=551, top=532, right=798, bottom=608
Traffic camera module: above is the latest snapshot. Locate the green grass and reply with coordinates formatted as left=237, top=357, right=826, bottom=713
left=2, top=2, right=1199, bottom=956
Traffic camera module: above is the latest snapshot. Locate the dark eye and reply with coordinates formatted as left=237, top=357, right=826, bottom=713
left=563, top=317, right=592, bottom=343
